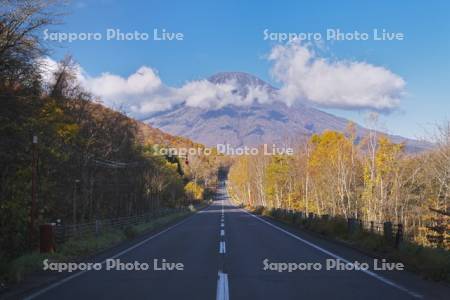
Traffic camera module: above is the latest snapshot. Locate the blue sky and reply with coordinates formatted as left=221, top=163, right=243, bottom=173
left=47, top=0, right=450, bottom=139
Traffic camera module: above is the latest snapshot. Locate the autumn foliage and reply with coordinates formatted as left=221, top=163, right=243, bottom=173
left=229, top=127, right=449, bottom=249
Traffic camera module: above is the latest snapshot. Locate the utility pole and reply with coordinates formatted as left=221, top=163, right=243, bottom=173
left=73, top=179, right=80, bottom=225
left=29, top=135, right=38, bottom=248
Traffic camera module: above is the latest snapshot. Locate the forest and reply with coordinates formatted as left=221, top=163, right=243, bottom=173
left=0, top=0, right=220, bottom=267
left=228, top=124, right=450, bottom=249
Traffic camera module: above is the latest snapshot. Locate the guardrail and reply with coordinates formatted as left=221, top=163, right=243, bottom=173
left=49, top=207, right=188, bottom=246
left=255, top=207, right=407, bottom=248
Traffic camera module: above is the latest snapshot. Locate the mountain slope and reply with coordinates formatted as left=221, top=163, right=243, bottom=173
left=144, top=72, right=428, bottom=152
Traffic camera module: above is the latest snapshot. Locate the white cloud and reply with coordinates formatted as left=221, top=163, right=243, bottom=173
left=87, top=67, right=162, bottom=98
left=176, top=79, right=272, bottom=109
left=40, top=42, right=405, bottom=117
left=268, top=41, right=405, bottom=111
left=39, top=58, right=273, bottom=118
left=176, top=80, right=236, bottom=108
left=83, top=66, right=167, bottom=114
left=38, top=57, right=59, bottom=84
left=38, top=56, right=87, bottom=87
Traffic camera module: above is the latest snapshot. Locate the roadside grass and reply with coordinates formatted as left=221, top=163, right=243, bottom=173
left=57, top=229, right=126, bottom=258
left=2, top=253, right=51, bottom=284
left=2, top=203, right=207, bottom=285
left=248, top=205, right=450, bottom=283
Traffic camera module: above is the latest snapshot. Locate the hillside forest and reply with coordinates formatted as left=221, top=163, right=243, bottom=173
left=0, top=0, right=221, bottom=264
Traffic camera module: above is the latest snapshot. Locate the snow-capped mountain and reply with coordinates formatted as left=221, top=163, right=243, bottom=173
left=144, top=72, right=428, bottom=152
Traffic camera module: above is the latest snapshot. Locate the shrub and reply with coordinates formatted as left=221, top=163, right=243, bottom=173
left=262, top=207, right=450, bottom=282
left=394, top=243, right=450, bottom=281
left=123, top=226, right=138, bottom=240
left=184, top=182, right=204, bottom=201
left=58, top=230, right=125, bottom=258
left=262, top=208, right=274, bottom=217
left=7, top=253, right=47, bottom=283
left=253, top=206, right=265, bottom=215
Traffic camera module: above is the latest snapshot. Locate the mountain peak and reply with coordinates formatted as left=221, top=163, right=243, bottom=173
left=207, top=72, right=276, bottom=92
left=145, top=72, right=429, bottom=152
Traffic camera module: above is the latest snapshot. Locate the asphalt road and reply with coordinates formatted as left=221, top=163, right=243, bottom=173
left=23, top=181, right=450, bottom=300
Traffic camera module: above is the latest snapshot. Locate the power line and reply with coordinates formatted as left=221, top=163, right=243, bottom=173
left=91, top=158, right=142, bottom=169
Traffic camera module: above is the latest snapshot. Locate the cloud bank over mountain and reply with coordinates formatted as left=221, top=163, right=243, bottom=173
left=41, top=42, right=405, bottom=116
left=268, top=41, right=406, bottom=111
left=40, top=59, right=273, bottom=117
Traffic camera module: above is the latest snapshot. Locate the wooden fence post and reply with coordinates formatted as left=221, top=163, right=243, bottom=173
left=383, top=222, right=393, bottom=242
left=95, top=219, right=99, bottom=237
left=395, top=223, right=403, bottom=248
left=347, top=218, right=355, bottom=234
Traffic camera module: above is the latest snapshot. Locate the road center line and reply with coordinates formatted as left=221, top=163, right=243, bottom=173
left=219, top=241, right=226, bottom=254
left=221, top=229, right=225, bottom=236
left=216, top=271, right=229, bottom=300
